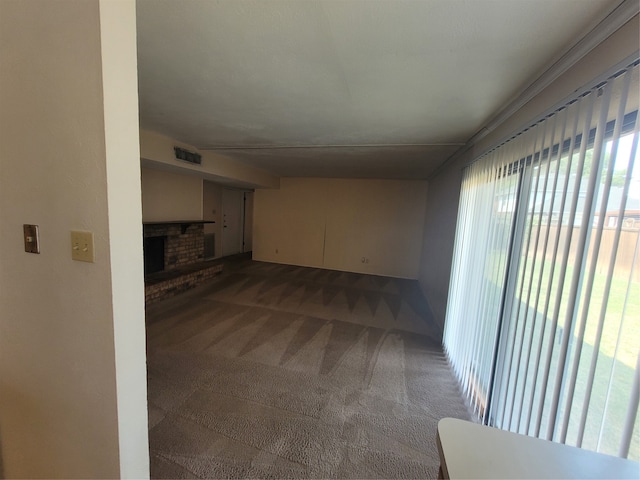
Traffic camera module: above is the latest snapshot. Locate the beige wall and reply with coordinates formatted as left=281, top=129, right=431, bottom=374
left=141, top=167, right=203, bottom=221
left=0, top=1, right=148, bottom=478
left=419, top=15, right=640, bottom=329
left=254, top=179, right=327, bottom=268
left=140, top=129, right=279, bottom=189
left=254, top=178, right=427, bottom=278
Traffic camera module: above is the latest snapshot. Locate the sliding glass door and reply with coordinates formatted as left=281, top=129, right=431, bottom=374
left=444, top=60, right=639, bottom=460
left=444, top=142, right=522, bottom=418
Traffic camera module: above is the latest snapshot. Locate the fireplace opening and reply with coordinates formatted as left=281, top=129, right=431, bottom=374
left=144, top=236, right=165, bottom=275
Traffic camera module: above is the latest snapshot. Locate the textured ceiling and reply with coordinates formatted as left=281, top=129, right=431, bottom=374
left=136, top=0, right=619, bottom=179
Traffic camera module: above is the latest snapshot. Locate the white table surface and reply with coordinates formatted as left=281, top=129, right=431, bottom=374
left=437, top=417, right=640, bottom=479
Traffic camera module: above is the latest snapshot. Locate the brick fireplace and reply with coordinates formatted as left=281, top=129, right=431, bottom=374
left=143, top=222, right=222, bottom=303
left=143, top=223, right=205, bottom=271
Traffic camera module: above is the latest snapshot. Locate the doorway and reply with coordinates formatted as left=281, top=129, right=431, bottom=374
left=222, top=188, right=244, bottom=256
left=243, top=191, right=254, bottom=253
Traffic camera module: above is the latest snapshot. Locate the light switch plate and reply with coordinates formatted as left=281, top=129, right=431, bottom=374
left=71, top=230, right=94, bottom=263
left=23, top=224, right=40, bottom=253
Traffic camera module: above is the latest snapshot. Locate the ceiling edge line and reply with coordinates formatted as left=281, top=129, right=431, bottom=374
left=200, top=143, right=466, bottom=151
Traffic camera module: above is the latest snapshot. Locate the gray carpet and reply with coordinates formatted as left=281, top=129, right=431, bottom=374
left=146, top=259, right=471, bottom=479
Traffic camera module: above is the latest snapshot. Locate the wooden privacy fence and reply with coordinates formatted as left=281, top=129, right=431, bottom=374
left=534, top=225, right=640, bottom=282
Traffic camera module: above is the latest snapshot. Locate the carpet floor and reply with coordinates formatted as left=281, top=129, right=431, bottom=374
left=146, top=258, right=471, bottom=479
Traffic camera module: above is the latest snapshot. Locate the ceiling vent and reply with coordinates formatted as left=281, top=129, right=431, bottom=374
left=174, top=146, right=201, bottom=165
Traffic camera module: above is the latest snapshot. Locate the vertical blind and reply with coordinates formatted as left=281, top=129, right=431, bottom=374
left=444, top=59, right=640, bottom=460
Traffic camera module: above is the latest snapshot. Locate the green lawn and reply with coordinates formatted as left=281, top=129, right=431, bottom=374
left=519, top=254, right=639, bottom=369
left=483, top=240, right=639, bottom=460
left=504, top=249, right=640, bottom=460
